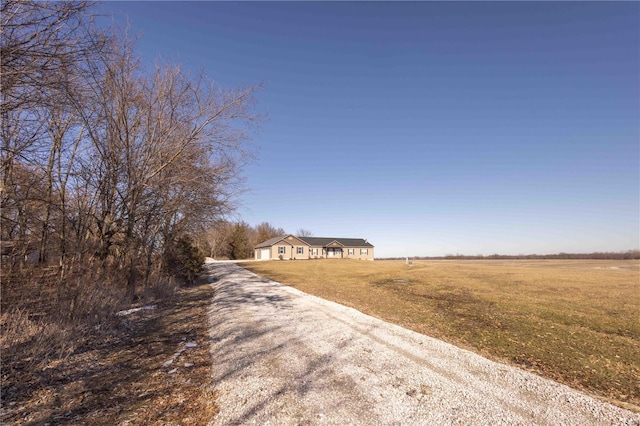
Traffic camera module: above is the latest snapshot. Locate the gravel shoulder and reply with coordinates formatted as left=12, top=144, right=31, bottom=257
left=206, top=262, right=639, bottom=425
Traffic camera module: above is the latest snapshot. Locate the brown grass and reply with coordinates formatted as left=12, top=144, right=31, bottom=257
left=1, top=265, right=217, bottom=425
left=243, top=258, right=640, bottom=411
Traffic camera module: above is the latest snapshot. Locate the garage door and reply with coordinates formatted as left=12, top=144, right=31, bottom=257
left=260, top=248, right=270, bottom=260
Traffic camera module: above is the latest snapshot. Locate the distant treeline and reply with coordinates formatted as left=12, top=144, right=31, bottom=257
left=383, top=250, right=640, bottom=261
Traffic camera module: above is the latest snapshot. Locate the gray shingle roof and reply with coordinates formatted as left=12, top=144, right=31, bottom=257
left=299, top=237, right=373, bottom=248
left=255, top=235, right=288, bottom=249
left=254, top=235, right=373, bottom=248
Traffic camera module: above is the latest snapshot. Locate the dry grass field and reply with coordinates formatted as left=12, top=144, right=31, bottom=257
left=243, top=259, right=640, bottom=411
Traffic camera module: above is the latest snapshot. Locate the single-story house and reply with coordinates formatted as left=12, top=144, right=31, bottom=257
left=254, top=235, right=374, bottom=261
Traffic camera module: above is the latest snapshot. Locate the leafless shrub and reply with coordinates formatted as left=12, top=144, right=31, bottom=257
left=1, top=307, right=77, bottom=371
left=1, top=253, right=184, bottom=369
left=0, top=263, right=129, bottom=376
left=141, top=274, right=178, bottom=304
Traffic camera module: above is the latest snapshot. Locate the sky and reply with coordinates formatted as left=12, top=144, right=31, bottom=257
left=99, top=2, right=639, bottom=258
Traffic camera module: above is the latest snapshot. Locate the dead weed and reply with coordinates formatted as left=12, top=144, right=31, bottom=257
left=1, top=281, right=217, bottom=425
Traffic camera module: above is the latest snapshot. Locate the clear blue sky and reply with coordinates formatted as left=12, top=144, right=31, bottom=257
left=100, top=2, right=639, bottom=257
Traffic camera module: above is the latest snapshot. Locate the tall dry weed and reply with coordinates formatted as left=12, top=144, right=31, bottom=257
left=0, top=307, right=75, bottom=370
left=141, top=274, right=178, bottom=303
left=1, top=260, right=180, bottom=377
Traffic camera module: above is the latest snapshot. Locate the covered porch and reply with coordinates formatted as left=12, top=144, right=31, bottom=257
left=324, top=241, right=344, bottom=258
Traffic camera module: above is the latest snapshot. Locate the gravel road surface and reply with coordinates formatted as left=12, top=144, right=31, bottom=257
left=206, top=262, right=639, bottom=425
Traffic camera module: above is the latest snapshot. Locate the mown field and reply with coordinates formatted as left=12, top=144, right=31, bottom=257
left=243, top=259, right=640, bottom=411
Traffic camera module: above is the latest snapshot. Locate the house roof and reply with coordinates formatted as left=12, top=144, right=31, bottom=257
left=254, top=235, right=374, bottom=249
left=254, top=235, right=308, bottom=249
left=299, top=237, right=374, bottom=248
left=255, top=235, right=287, bottom=248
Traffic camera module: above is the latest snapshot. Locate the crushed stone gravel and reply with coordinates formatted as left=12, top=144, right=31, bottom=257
left=206, top=262, right=639, bottom=425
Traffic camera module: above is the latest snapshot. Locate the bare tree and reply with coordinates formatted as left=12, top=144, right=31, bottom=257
left=1, top=1, right=261, bottom=299
left=71, top=31, right=260, bottom=296
left=1, top=0, right=105, bottom=175
left=204, top=221, right=234, bottom=259
left=255, top=222, right=286, bottom=244
left=1, top=0, right=108, bottom=268
left=296, top=228, right=313, bottom=238
left=0, top=0, right=100, bottom=112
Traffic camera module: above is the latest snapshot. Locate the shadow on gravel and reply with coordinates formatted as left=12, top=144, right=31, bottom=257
left=204, top=263, right=640, bottom=426
left=205, top=263, right=295, bottom=313
left=206, top=263, right=374, bottom=424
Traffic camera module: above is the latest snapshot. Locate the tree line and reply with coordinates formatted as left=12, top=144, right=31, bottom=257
left=1, top=0, right=259, bottom=295
left=202, top=222, right=311, bottom=260
left=382, top=250, right=640, bottom=261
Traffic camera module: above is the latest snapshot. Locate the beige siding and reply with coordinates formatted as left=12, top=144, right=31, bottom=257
left=271, top=235, right=304, bottom=260
left=274, top=244, right=291, bottom=259
left=258, top=246, right=374, bottom=260
left=271, top=244, right=308, bottom=260
left=306, top=246, right=374, bottom=260
left=343, top=247, right=374, bottom=260
left=293, top=244, right=308, bottom=259
left=308, top=246, right=323, bottom=259
left=255, top=235, right=374, bottom=261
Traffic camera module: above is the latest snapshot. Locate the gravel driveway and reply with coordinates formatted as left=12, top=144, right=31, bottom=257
left=206, top=262, right=639, bottom=425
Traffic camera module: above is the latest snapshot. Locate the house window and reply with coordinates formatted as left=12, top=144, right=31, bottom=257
left=360, top=248, right=368, bottom=255
left=348, top=249, right=354, bottom=255
left=278, top=246, right=286, bottom=254
left=311, top=248, right=318, bottom=255
left=297, top=246, right=304, bottom=254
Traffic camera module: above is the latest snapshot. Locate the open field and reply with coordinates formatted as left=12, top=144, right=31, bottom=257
left=242, top=259, right=640, bottom=411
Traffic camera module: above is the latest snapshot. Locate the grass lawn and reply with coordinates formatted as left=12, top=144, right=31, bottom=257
left=243, top=259, right=640, bottom=411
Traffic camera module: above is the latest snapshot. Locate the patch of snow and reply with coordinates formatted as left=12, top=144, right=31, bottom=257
left=162, top=341, right=199, bottom=371
left=116, top=305, right=156, bottom=316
